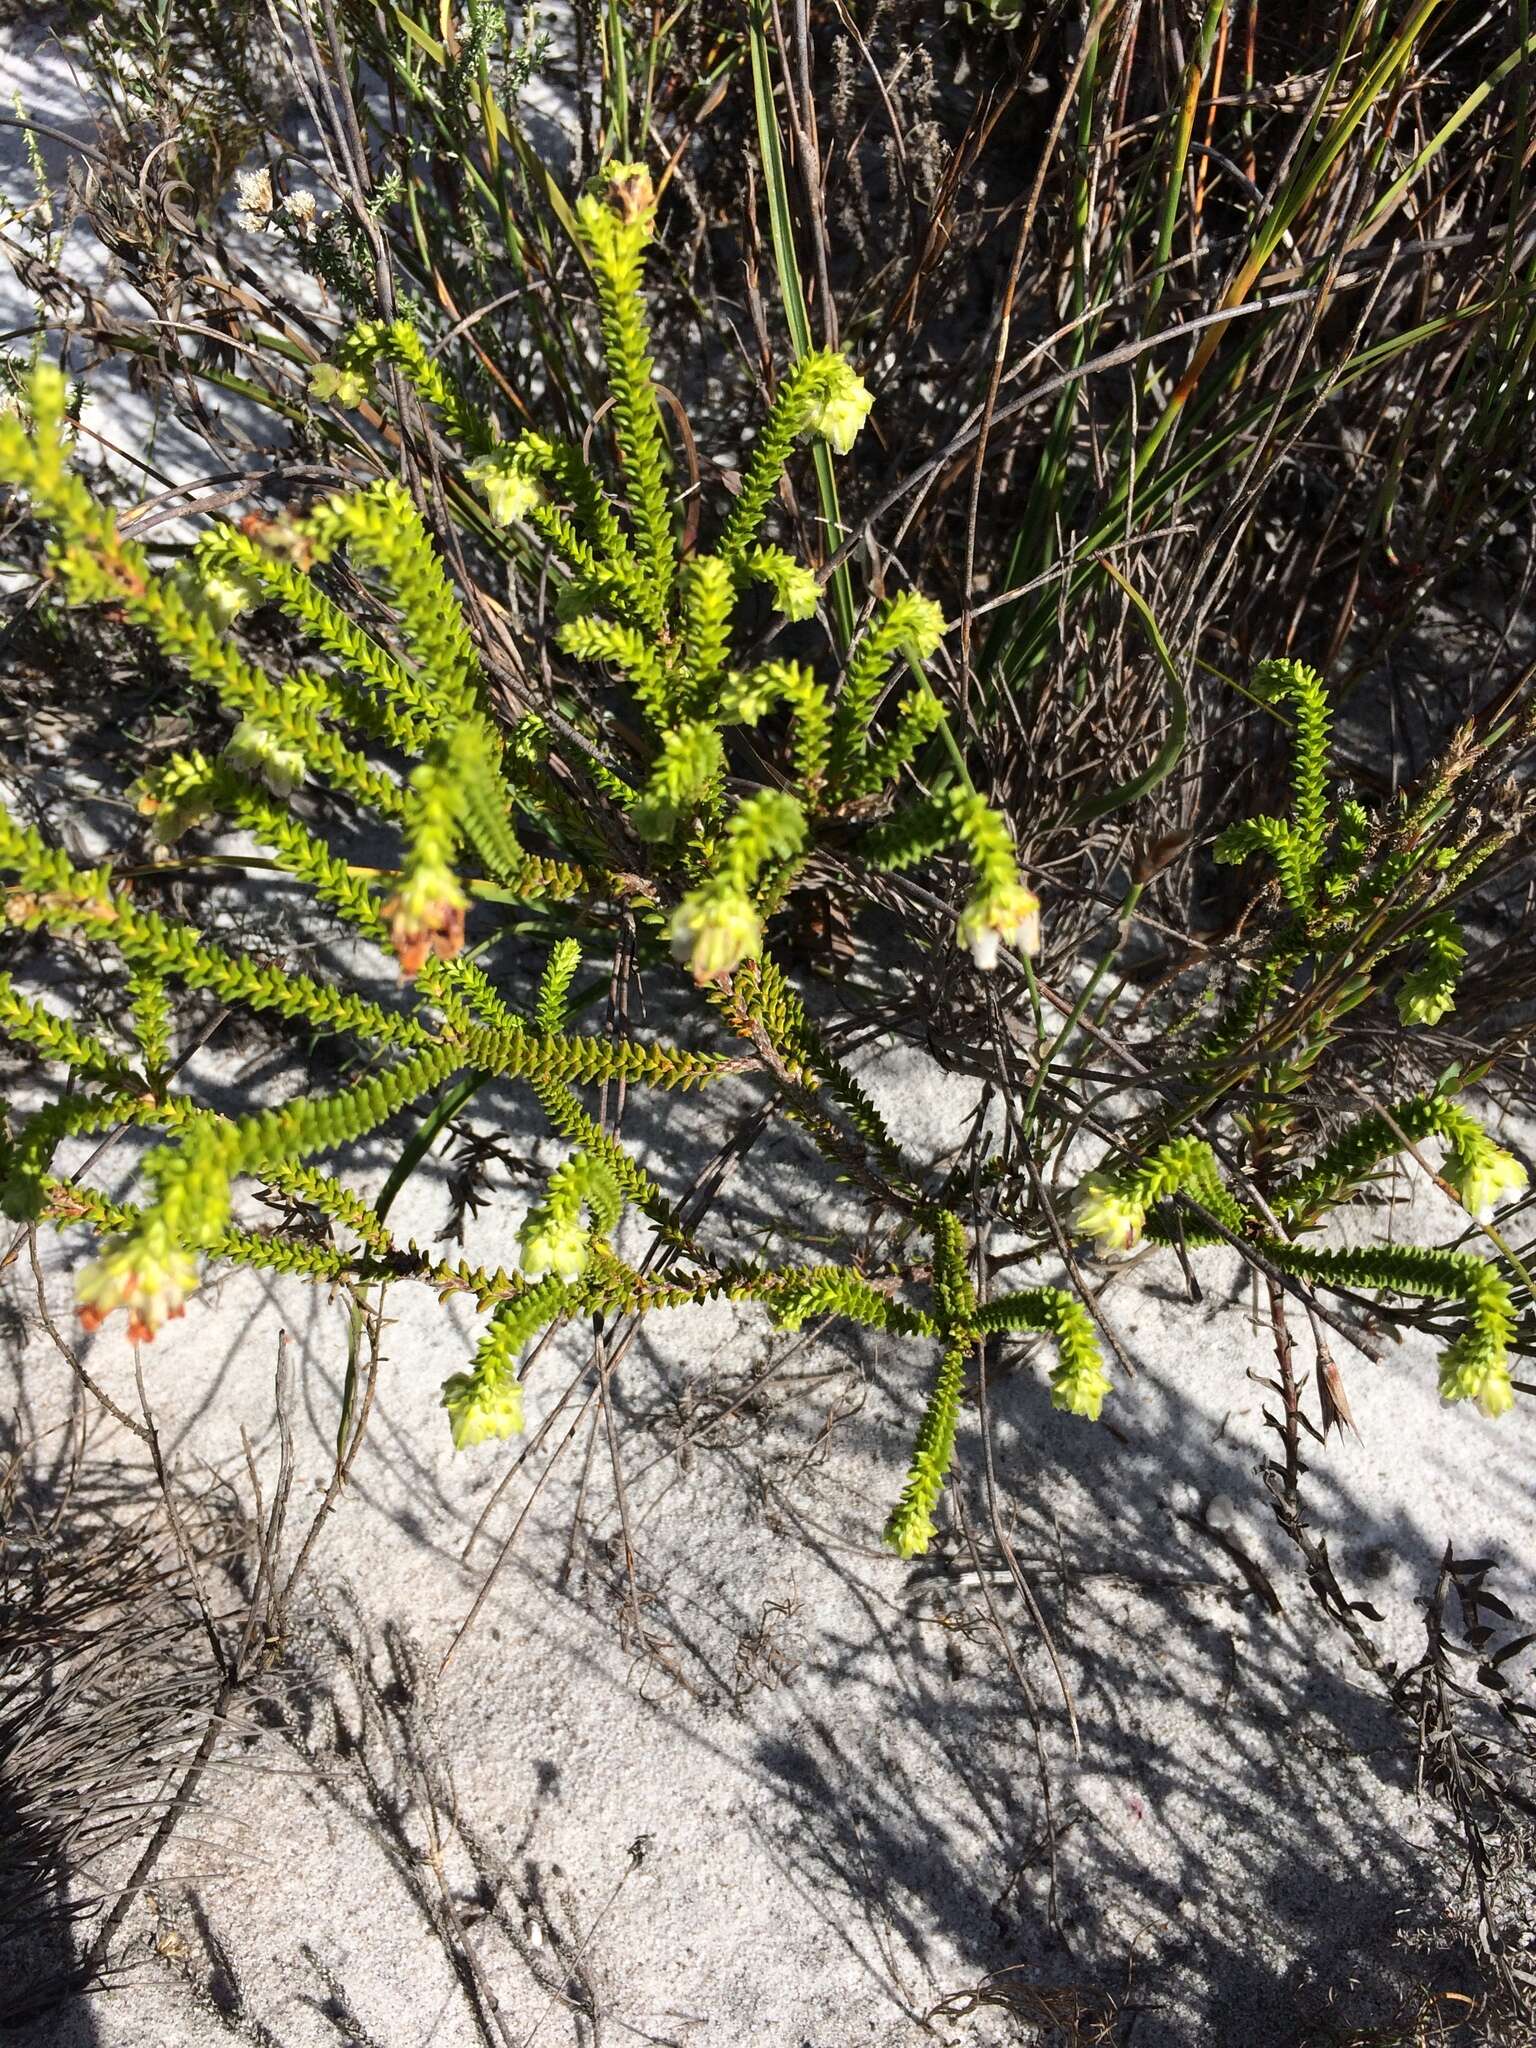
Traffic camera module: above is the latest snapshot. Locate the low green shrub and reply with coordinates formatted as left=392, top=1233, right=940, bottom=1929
left=0, top=163, right=1528, bottom=1567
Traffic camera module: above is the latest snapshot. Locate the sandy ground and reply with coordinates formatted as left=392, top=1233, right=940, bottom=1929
left=5, top=1033, right=1535, bottom=2048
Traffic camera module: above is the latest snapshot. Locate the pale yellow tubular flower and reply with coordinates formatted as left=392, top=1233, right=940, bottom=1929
left=668, top=890, right=762, bottom=982
left=1437, top=1333, right=1516, bottom=1419
left=1442, top=1142, right=1527, bottom=1225
left=440, top=1369, right=525, bottom=1450
left=518, top=1207, right=589, bottom=1283
left=957, top=879, right=1042, bottom=971
left=77, top=1229, right=200, bottom=1343
left=309, top=361, right=370, bottom=409
left=467, top=452, right=547, bottom=527
left=225, top=718, right=306, bottom=799
left=1051, top=1351, right=1114, bottom=1421
left=173, top=562, right=259, bottom=631
left=1069, top=1176, right=1146, bottom=1257
left=806, top=360, right=875, bottom=456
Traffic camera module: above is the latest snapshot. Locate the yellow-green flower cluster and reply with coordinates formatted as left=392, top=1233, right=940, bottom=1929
left=76, top=1225, right=200, bottom=1343
left=957, top=878, right=1042, bottom=972
left=467, top=449, right=547, bottom=527
left=225, top=718, right=306, bottom=799
left=517, top=1151, right=623, bottom=1283
left=441, top=1367, right=525, bottom=1449
left=309, top=360, right=370, bottom=409
left=668, top=889, right=762, bottom=982
left=519, top=1205, right=590, bottom=1282
left=1441, top=1131, right=1527, bottom=1225
left=1069, top=1175, right=1146, bottom=1256
left=134, top=753, right=220, bottom=845
left=171, top=561, right=260, bottom=630
left=1439, top=1333, right=1515, bottom=1419
left=804, top=357, right=875, bottom=456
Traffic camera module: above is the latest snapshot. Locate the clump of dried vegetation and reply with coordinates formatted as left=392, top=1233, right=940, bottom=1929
left=2, top=1, right=1536, bottom=2040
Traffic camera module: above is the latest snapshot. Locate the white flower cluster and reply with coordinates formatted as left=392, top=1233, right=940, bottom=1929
left=233, top=167, right=322, bottom=242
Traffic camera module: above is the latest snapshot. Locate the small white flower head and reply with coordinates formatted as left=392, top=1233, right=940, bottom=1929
left=807, top=358, right=875, bottom=456
left=441, top=1369, right=524, bottom=1450
left=233, top=166, right=274, bottom=233
left=224, top=718, right=306, bottom=799
left=468, top=452, right=547, bottom=527
left=382, top=862, right=469, bottom=978
left=668, top=890, right=762, bottom=983
left=957, top=879, right=1041, bottom=971
left=1443, top=1141, right=1528, bottom=1225
left=518, top=1203, right=589, bottom=1283
left=282, top=190, right=318, bottom=238
left=77, top=1228, right=199, bottom=1343
left=1069, top=1175, right=1146, bottom=1258
left=309, top=360, right=370, bottom=409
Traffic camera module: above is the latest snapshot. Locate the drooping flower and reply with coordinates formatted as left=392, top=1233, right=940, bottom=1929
left=1442, top=1140, right=1528, bottom=1225
left=1051, top=1348, right=1114, bottom=1421
left=885, top=1498, right=938, bottom=1560
left=224, top=718, right=306, bottom=799
left=174, top=562, right=260, bottom=631
left=382, top=862, right=469, bottom=977
left=1438, top=1330, right=1516, bottom=1419
left=1069, top=1175, right=1146, bottom=1257
left=440, top=1368, right=525, bottom=1450
left=309, top=360, right=370, bottom=409
left=806, top=359, right=875, bottom=456
left=77, top=1228, right=200, bottom=1343
left=1399, top=983, right=1456, bottom=1028
left=518, top=1204, right=589, bottom=1283
left=668, top=889, right=762, bottom=983
left=956, top=879, right=1042, bottom=971
left=467, top=452, right=547, bottom=527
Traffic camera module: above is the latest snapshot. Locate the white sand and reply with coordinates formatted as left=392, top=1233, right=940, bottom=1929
left=7, top=1037, right=1534, bottom=2047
